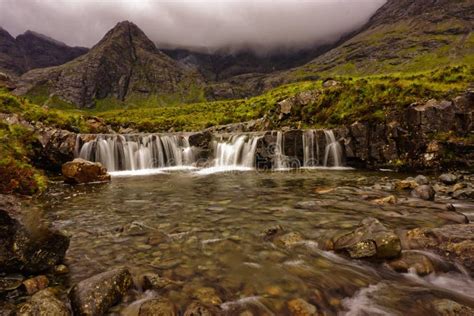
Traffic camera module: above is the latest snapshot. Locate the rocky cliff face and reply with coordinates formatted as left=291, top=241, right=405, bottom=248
left=0, top=28, right=87, bottom=76
left=14, top=21, right=204, bottom=108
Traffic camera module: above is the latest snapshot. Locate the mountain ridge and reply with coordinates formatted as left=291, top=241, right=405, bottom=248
left=0, top=28, right=88, bottom=76
left=14, top=21, right=204, bottom=108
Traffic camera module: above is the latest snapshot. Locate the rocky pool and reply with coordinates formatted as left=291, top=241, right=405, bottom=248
left=34, top=168, right=474, bottom=315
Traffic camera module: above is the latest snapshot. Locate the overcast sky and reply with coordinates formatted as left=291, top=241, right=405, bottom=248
left=1, top=0, right=386, bottom=53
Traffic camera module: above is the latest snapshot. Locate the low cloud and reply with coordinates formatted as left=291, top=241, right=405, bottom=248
left=1, top=0, right=386, bottom=53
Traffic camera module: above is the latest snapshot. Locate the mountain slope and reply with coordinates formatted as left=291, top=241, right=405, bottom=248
left=207, top=0, right=473, bottom=100
left=291, top=0, right=473, bottom=77
left=0, top=28, right=87, bottom=76
left=14, top=21, right=204, bottom=108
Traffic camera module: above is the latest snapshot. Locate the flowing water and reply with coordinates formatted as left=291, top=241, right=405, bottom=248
left=36, top=169, right=474, bottom=315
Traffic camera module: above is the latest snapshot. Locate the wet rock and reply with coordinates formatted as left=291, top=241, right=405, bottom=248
left=69, top=268, right=133, bottom=315
left=0, top=274, right=24, bottom=293
left=411, top=185, right=435, bottom=201
left=274, top=232, right=304, bottom=248
left=431, top=299, right=474, bottom=316
left=22, top=275, right=49, bottom=295
left=193, top=287, right=222, bottom=306
left=438, top=173, right=457, bottom=185
left=0, top=209, right=69, bottom=274
left=401, top=224, right=474, bottom=275
left=53, top=264, right=69, bottom=275
left=17, top=288, right=70, bottom=316
left=452, top=188, right=474, bottom=200
left=395, top=179, right=418, bottom=190
left=414, top=175, right=429, bottom=185
left=62, top=158, right=111, bottom=184
left=261, top=225, right=284, bottom=241
left=287, top=298, right=318, bottom=316
left=387, top=251, right=435, bottom=276
left=137, top=299, right=177, bottom=316
left=142, top=273, right=182, bottom=292
left=333, top=217, right=401, bottom=259
left=183, top=301, right=219, bottom=316
left=372, top=195, right=397, bottom=205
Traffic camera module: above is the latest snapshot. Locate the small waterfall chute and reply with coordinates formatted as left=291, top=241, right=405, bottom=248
left=303, top=130, right=319, bottom=167
left=323, top=130, right=342, bottom=167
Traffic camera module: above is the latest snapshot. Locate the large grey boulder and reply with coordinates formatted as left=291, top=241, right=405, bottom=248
left=62, top=158, right=111, bottom=184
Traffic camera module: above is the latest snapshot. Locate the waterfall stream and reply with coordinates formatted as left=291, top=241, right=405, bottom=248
left=77, top=134, right=195, bottom=172
left=75, top=130, right=346, bottom=174
left=323, top=130, right=343, bottom=167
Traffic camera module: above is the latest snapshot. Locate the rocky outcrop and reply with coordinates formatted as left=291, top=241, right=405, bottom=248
left=14, top=21, right=204, bottom=108
left=62, top=158, right=111, bottom=184
left=0, top=27, right=87, bottom=76
left=69, top=268, right=133, bottom=315
left=0, top=205, right=69, bottom=274
left=332, top=217, right=402, bottom=259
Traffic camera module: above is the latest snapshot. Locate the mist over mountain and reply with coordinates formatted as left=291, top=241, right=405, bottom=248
left=1, top=0, right=386, bottom=54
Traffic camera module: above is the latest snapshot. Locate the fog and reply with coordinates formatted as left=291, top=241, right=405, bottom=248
left=1, top=0, right=386, bottom=53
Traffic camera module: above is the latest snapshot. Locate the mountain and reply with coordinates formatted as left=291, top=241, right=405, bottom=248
left=289, top=0, right=473, bottom=77
left=0, top=27, right=87, bottom=76
left=161, top=43, right=335, bottom=82
left=207, top=0, right=473, bottom=99
left=14, top=21, right=204, bottom=108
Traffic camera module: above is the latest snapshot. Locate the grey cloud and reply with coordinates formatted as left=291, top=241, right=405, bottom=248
left=0, top=0, right=386, bottom=53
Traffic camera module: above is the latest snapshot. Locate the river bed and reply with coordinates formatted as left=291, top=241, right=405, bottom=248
left=36, top=168, right=474, bottom=315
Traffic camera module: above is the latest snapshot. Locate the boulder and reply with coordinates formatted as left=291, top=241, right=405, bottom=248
left=16, top=288, right=70, bottom=316
left=438, top=173, right=457, bottom=185
left=452, top=188, right=474, bottom=200
left=0, top=274, right=24, bottom=293
left=62, top=158, right=111, bottom=184
left=0, top=209, right=69, bottom=274
left=395, top=179, right=418, bottom=190
left=69, top=268, right=133, bottom=315
left=411, top=185, right=435, bottom=201
left=401, top=224, right=474, bottom=275
left=333, top=217, right=401, bottom=259
left=414, top=175, right=429, bottom=185
left=431, top=299, right=474, bottom=316
left=22, top=275, right=49, bottom=295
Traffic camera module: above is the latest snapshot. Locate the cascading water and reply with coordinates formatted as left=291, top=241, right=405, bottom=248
left=76, top=134, right=196, bottom=172
left=303, top=130, right=319, bottom=167
left=273, top=131, right=289, bottom=169
left=323, top=130, right=342, bottom=167
left=213, top=134, right=261, bottom=168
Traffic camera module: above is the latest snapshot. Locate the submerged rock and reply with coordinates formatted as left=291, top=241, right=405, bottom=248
left=142, top=273, right=182, bottom=292
left=401, top=224, right=474, bottom=275
left=0, top=209, right=69, bottom=274
left=136, top=299, right=177, bottom=316
left=274, top=232, right=304, bottom=248
left=387, top=251, right=435, bottom=276
left=192, top=287, right=222, bottom=306
left=411, top=185, right=435, bottom=201
left=62, top=158, right=111, bottom=184
left=431, top=299, right=474, bottom=316
left=16, top=288, right=70, bottom=316
left=184, top=301, right=219, bottom=316
left=395, top=179, right=418, bottom=191
left=287, top=298, right=318, bottom=316
left=333, top=217, right=401, bottom=259
left=414, top=175, right=429, bottom=185
left=0, top=274, right=24, bottom=293
left=69, top=268, right=133, bottom=315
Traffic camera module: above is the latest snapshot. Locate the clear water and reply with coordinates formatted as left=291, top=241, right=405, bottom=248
left=37, top=169, right=474, bottom=314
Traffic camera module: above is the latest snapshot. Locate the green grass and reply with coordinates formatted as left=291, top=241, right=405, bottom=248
left=81, top=64, right=472, bottom=132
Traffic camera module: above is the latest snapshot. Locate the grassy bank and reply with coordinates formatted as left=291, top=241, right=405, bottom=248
left=86, top=64, right=472, bottom=132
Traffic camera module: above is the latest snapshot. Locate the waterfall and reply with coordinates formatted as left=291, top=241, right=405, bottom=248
left=323, top=130, right=342, bottom=167
left=77, top=134, right=196, bottom=171
left=273, top=131, right=289, bottom=169
left=303, top=130, right=319, bottom=167
left=213, top=134, right=261, bottom=168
